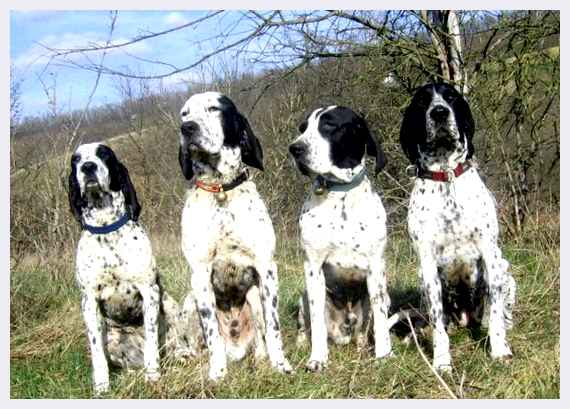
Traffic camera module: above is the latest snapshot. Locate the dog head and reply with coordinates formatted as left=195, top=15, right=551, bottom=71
left=178, top=92, right=264, bottom=182
left=400, top=83, right=475, bottom=168
left=68, top=142, right=140, bottom=225
left=289, top=106, right=386, bottom=183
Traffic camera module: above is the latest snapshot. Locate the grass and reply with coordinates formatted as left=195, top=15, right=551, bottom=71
left=10, top=223, right=560, bottom=399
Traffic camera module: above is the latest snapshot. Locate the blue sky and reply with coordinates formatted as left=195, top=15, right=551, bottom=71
left=10, top=10, right=259, bottom=118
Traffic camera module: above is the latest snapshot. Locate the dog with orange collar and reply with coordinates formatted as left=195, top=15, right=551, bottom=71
left=177, top=92, right=292, bottom=381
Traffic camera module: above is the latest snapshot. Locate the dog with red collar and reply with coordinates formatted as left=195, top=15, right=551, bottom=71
left=400, top=83, right=516, bottom=372
left=178, top=92, right=292, bottom=381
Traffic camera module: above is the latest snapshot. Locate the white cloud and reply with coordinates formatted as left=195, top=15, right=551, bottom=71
left=13, top=31, right=152, bottom=71
left=163, top=12, right=189, bottom=27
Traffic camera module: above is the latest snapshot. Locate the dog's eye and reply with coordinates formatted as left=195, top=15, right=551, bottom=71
left=298, top=120, right=308, bottom=133
left=321, top=121, right=338, bottom=131
left=442, top=89, right=457, bottom=102
left=416, top=93, right=431, bottom=108
left=71, top=154, right=80, bottom=164
left=181, top=110, right=189, bottom=117
left=208, top=106, right=220, bottom=113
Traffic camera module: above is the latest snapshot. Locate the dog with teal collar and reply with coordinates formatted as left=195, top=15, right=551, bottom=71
left=289, top=106, right=392, bottom=371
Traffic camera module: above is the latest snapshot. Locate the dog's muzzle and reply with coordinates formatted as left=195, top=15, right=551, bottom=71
left=180, top=120, right=199, bottom=139
left=288, top=142, right=311, bottom=176
left=429, top=105, right=450, bottom=123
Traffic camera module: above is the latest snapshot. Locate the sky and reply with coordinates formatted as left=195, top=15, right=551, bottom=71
left=10, top=10, right=259, bottom=119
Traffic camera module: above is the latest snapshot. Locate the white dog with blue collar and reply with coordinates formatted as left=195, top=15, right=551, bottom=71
left=68, top=143, right=196, bottom=395
left=289, top=106, right=393, bottom=371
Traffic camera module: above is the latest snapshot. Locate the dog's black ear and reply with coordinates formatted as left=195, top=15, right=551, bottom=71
left=107, top=152, right=141, bottom=222
left=399, top=99, right=424, bottom=165
left=453, top=94, right=475, bottom=159
left=358, top=117, right=386, bottom=174
left=67, top=164, right=84, bottom=226
left=117, top=162, right=141, bottom=221
left=238, top=114, right=264, bottom=171
left=178, top=144, right=194, bottom=180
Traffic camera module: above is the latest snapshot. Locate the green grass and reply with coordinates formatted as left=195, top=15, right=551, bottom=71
left=10, top=229, right=559, bottom=399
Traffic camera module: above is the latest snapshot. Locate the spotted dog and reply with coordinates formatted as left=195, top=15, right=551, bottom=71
left=178, top=92, right=292, bottom=381
left=289, top=105, right=394, bottom=371
left=399, top=83, right=516, bottom=372
left=68, top=142, right=195, bottom=395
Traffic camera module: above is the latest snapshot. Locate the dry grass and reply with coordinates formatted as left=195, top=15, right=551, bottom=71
left=10, top=218, right=560, bottom=398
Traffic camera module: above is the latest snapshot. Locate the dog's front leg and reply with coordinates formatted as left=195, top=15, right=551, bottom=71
left=303, top=254, right=328, bottom=371
left=481, top=245, right=513, bottom=361
left=367, top=251, right=392, bottom=358
left=81, top=292, right=109, bottom=395
left=190, top=263, right=227, bottom=381
left=137, top=281, right=161, bottom=382
left=419, top=247, right=452, bottom=372
left=257, top=260, right=292, bottom=373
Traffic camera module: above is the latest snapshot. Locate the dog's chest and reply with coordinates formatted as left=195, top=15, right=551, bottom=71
left=299, top=184, right=386, bottom=253
left=181, top=183, right=275, bottom=259
left=408, top=170, right=498, bottom=262
left=76, top=223, right=155, bottom=289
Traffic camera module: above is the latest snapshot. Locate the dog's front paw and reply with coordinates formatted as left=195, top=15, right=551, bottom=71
left=490, top=343, right=513, bottom=363
left=306, top=359, right=327, bottom=372
left=93, top=381, right=110, bottom=396
left=433, top=353, right=452, bottom=373
left=273, top=359, right=294, bottom=374
left=145, top=370, right=160, bottom=383
left=375, top=344, right=393, bottom=359
left=208, top=362, right=227, bottom=382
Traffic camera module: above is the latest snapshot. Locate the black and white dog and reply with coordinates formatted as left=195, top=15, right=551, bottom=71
left=68, top=143, right=195, bottom=394
left=178, top=92, right=292, bottom=381
left=400, top=83, right=516, bottom=371
left=289, top=106, right=393, bottom=371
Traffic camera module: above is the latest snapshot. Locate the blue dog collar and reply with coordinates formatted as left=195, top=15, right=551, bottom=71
left=315, top=168, right=367, bottom=193
left=83, top=213, right=130, bottom=234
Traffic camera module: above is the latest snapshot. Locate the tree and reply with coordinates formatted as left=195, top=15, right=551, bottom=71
left=10, top=64, right=23, bottom=137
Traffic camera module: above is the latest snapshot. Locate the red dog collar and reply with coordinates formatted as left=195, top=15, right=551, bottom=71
left=416, top=162, right=471, bottom=182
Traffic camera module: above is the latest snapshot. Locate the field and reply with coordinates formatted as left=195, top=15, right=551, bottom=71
left=10, top=220, right=560, bottom=398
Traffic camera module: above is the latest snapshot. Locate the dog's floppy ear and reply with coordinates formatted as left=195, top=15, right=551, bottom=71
left=107, top=151, right=141, bottom=222
left=357, top=115, right=386, bottom=174
left=67, top=163, right=84, bottom=226
left=453, top=93, right=475, bottom=159
left=178, top=143, right=194, bottom=180
left=399, top=99, right=424, bottom=165
left=238, top=114, right=264, bottom=171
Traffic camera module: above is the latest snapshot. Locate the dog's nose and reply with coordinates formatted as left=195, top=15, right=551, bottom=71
left=430, top=105, right=449, bottom=122
left=81, top=161, right=98, bottom=175
left=230, top=319, right=239, bottom=328
left=230, top=328, right=239, bottom=337
left=180, top=121, right=199, bottom=137
left=289, top=143, right=307, bottom=158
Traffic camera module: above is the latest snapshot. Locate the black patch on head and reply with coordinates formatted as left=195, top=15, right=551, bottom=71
left=97, top=144, right=141, bottom=221
left=318, top=106, right=386, bottom=174
left=400, top=82, right=475, bottom=164
left=217, top=95, right=264, bottom=171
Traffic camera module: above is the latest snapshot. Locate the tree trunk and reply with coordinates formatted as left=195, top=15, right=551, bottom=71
left=424, top=10, right=468, bottom=94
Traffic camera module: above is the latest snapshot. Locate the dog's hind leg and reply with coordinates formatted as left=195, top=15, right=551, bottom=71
left=246, top=285, right=268, bottom=362
left=296, top=292, right=309, bottom=346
